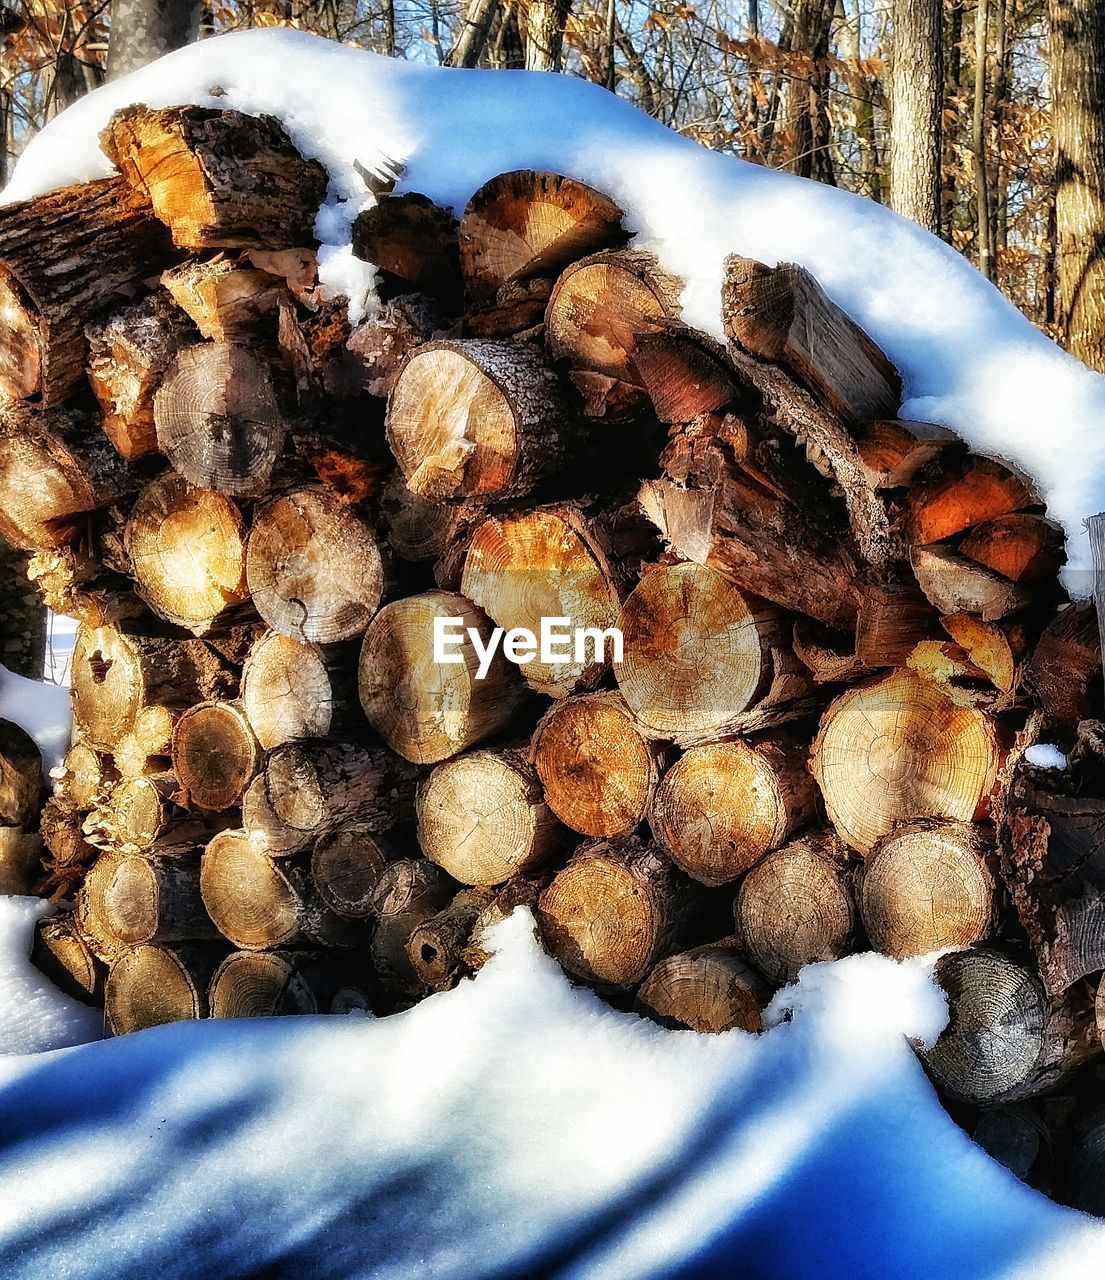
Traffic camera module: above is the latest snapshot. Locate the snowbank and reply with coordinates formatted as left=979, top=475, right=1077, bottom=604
left=0, top=665, right=70, bottom=773
left=0, top=908, right=1098, bottom=1278
left=6, top=28, right=1104, bottom=593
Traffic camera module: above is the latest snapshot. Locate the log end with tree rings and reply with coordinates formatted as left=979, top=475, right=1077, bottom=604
left=651, top=737, right=817, bottom=887
left=240, top=632, right=341, bottom=751
left=922, top=950, right=1050, bottom=1104
left=311, top=825, right=393, bottom=919
left=537, top=836, right=682, bottom=987
left=636, top=943, right=768, bottom=1034
left=200, top=829, right=306, bottom=950
left=71, top=625, right=141, bottom=749
left=417, top=748, right=565, bottom=886
left=125, top=472, right=248, bottom=632
left=154, top=342, right=285, bottom=496
left=208, top=951, right=320, bottom=1018
left=532, top=693, right=660, bottom=837
left=459, top=507, right=623, bottom=697
left=615, top=562, right=773, bottom=739
left=172, top=702, right=260, bottom=811
left=735, top=835, right=855, bottom=984
left=246, top=487, right=384, bottom=644
left=358, top=591, right=527, bottom=765
left=810, top=670, right=1002, bottom=855
left=101, top=855, right=164, bottom=947
left=110, top=775, right=174, bottom=849
left=860, top=821, right=994, bottom=958
left=0, top=719, right=43, bottom=828
left=105, top=943, right=217, bottom=1034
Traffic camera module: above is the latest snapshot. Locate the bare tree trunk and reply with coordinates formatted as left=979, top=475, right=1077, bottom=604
left=526, top=0, right=572, bottom=71
left=973, top=0, right=996, bottom=279
left=107, top=0, right=202, bottom=80
left=784, top=0, right=836, bottom=184
left=449, top=0, right=499, bottom=67
left=889, top=0, right=943, bottom=232
left=1049, top=0, right=1105, bottom=370
left=383, top=0, right=395, bottom=55
left=944, top=0, right=964, bottom=238
left=604, top=0, right=616, bottom=90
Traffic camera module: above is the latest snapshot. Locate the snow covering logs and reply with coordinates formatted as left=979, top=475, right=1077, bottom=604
left=2, top=100, right=1105, bottom=1204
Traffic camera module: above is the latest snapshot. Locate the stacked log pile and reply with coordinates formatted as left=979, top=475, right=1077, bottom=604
left=2, top=101, right=1105, bottom=1211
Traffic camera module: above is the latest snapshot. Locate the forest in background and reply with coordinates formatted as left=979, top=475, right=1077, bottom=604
left=0, top=0, right=1101, bottom=372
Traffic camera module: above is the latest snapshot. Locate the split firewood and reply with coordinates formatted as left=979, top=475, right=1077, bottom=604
left=417, top=746, right=567, bottom=885
left=734, top=832, right=856, bottom=983
left=941, top=613, right=1024, bottom=695
left=0, top=176, right=174, bottom=406
left=1023, top=603, right=1099, bottom=727
left=537, top=835, right=699, bottom=987
left=636, top=940, right=770, bottom=1033
left=904, top=453, right=1038, bottom=545
left=105, top=942, right=229, bottom=1034
left=155, top=342, right=286, bottom=496
left=209, top=950, right=344, bottom=1018
left=405, top=887, right=496, bottom=989
left=172, top=701, right=260, bottom=811
left=246, top=486, right=385, bottom=643
left=791, top=618, right=868, bottom=685
left=651, top=735, right=817, bottom=887
left=0, top=405, right=145, bottom=551
left=459, top=170, right=626, bottom=306
left=910, top=543, right=1031, bottom=621
left=31, top=913, right=105, bottom=1005
left=0, top=719, right=43, bottom=828
left=125, top=472, right=250, bottom=633
left=86, top=293, right=193, bottom=459
left=200, top=829, right=362, bottom=949
left=922, top=949, right=1099, bottom=1104
left=161, top=258, right=286, bottom=342
left=386, top=338, right=582, bottom=500
left=810, top=670, right=1002, bottom=854
left=102, top=105, right=328, bottom=250
left=358, top=591, right=530, bottom=765
left=859, top=821, right=995, bottom=958
left=240, top=632, right=354, bottom=751
left=854, top=581, right=940, bottom=667
left=531, top=692, right=663, bottom=837
left=341, top=294, right=447, bottom=399
left=352, top=192, right=463, bottom=310
left=853, top=418, right=959, bottom=491
left=310, top=824, right=396, bottom=920
left=464, top=275, right=554, bottom=337
left=370, top=857, right=455, bottom=996
left=959, top=513, right=1066, bottom=586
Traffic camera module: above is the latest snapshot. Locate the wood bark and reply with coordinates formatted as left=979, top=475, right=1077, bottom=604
left=99, top=849, right=218, bottom=947
left=405, top=887, right=495, bottom=989
left=0, top=718, right=43, bottom=827
left=370, top=857, right=455, bottom=995
left=106, top=0, right=201, bottom=80
left=26, top=547, right=145, bottom=631
left=0, top=540, right=46, bottom=678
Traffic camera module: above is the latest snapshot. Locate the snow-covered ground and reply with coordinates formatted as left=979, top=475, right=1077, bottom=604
left=2, top=28, right=1105, bottom=1278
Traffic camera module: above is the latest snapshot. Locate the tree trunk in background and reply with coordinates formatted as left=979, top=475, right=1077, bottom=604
left=784, top=0, right=836, bottom=184
left=526, top=0, right=572, bottom=71
left=0, top=539, right=46, bottom=679
left=889, top=0, right=943, bottom=233
left=944, top=0, right=964, bottom=239
left=449, top=0, right=499, bottom=67
left=107, top=0, right=202, bottom=81
left=1049, top=0, right=1105, bottom=371
left=973, top=0, right=996, bottom=279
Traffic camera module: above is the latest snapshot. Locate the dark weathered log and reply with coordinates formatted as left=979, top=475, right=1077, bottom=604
left=972, top=1105, right=1052, bottom=1193
left=246, top=487, right=385, bottom=643
left=386, top=339, right=581, bottom=501
left=31, top=913, right=106, bottom=1005
left=352, top=193, right=463, bottom=309
left=0, top=719, right=43, bottom=828
left=310, top=823, right=396, bottom=920
left=105, top=942, right=228, bottom=1034
left=161, top=258, right=285, bottom=343
left=0, top=540, right=46, bottom=678
left=102, top=105, right=328, bottom=249
left=343, top=294, right=447, bottom=398
left=417, top=746, right=567, bottom=885
left=172, top=701, right=260, bottom=811
left=379, top=473, right=480, bottom=566
left=370, top=857, right=454, bottom=996
left=1023, top=603, right=1099, bottom=726
left=0, top=176, right=174, bottom=406
left=735, top=831, right=856, bottom=982
left=405, top=887, right=495, bottom=989
left=636, top=940, right=770, bottom=1033
left=0, top=826, right=43, bottom=895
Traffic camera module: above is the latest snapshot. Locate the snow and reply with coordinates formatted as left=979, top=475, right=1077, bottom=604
left=0, top=906, right=1099, bottom=1279
left=1026, top=743, right=1068, bottom=770
left=0, top=664, right=70, bottom=773
left=3, top=28, right=1104, bottom=591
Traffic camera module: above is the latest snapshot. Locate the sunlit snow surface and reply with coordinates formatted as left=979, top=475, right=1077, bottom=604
left=4, top=28, right=1105, bottom=591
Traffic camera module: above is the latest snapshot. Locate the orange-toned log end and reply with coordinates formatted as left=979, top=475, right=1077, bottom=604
left=959, top=513, right=1066, bottom=585
left=173, top=702, right=260, bottom=811
left=906, top=455, right=1038, bottom=545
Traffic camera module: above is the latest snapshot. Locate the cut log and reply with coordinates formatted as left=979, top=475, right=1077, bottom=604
left=911, top=543, right=1030, bottom=620
left=734, top=832, right=856, bottom=983
left=200, top=829, right=361, bottom=949
left=161, top=258, right=285, bottom=343
left=240, top=632, right=353, bottom=751
left=859, top=821, right=994, bottom=958
left=459, top=505, right=627, bottom=697
left=243, top=740, right=418, bottom=856
left=972, top=1106, right=1052, bottom=1191
left=651, top=735, right=818, bottom=887
left=636, top=940, right=769, bottom=1033
left=0, top=175, right=174, bottom=406
left=0, top=719, right=43, bottom=827
left=537, top=835, right=696, bottom=986
left=31, top=913, right=105, bottom=1005
left=114, top=706, right=179, bottom=779
left=358, top=591, right=530, bottom=765
left=310, top=824, right=395, bottom=920
left=246, top=487, right=384, bottom=643
left=616, top=562, right=810, bottom=741
left=102, top=105, right=328, bottom=249
left=344, top=294, right=446, bottom=398
left=630, top=325, right=740, bottom=424
left=40, top=796, right=96, bottom=874
left=96, top=772, right=221, bottom=850
left=386, top=338, right=581, bottom=501
left=545, top=249, right=682, bottom=385
left=70, top=625, right=238, bottom=749
left=0, top=827, right=43, bottom=895
left=380, top=472, right=480, bottom=566
left=125, top=472, right=249, bottom=633
left=959, top=514, right=1066, bottom=585
left=854, top=581, right=939, bottom=667
left=352, top=192, right=463, bottom=309
left=60, top=742, right=115, bottom=812
left=105, top=943, right=227, bottom=1034
left=810, top=670, right=1002, bottom=854
left=405, top=887, right=495, bottom=989
left=76, top=851, right=133, bottom=962
left=721, top=256, right=902, bottom=424
left=922, top=949, right=1098, bottom=1103
left=853, top=418, right=959, bottom=490
left=941, top=613, right=1023, bottom=695
left=417, top=746, right=566, bottom=885
left=532, top=692, right=662, bottom=837
left=86, top=293, right=192, bottom=459
left=26, top=547, right=145, bottom=630
left=0, top=406, right=143, bottom=551
left=459, top=171, right=625, bottom=304
left=905, top=454, right=1038, bottom=545
left=209, top=950, right=338, bottom=1018
left=172, top=701, right=260, bottom=811
left=370, top=857, right=455, bottom=995
left=154, top=342, right=285, bottom=496
left=1023, top=602, right=1099, bottom=726
left=99, top=850, right=218, bottom=947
